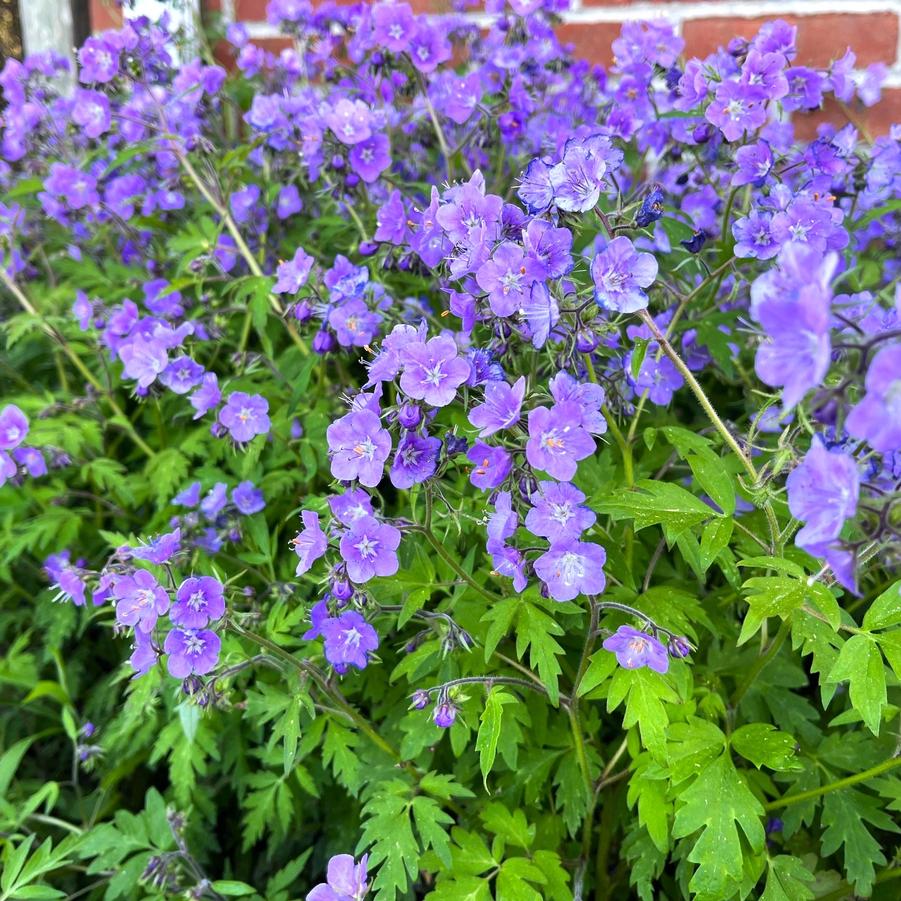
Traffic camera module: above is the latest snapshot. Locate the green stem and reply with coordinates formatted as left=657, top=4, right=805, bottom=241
left=413, top=526, right=505, bottom=604
left=637, top=309, right=781, bottom=550
left=0, top=268, right=156, bottom=459
left=227, top=620, right=402, bottom=763
left=720, top=185, right=740, bottom=246
left=173, top=147, right=309, bottom=357
left=731, top=618, right=791, bottom=708
left=765, top=755, right=901, bottom=812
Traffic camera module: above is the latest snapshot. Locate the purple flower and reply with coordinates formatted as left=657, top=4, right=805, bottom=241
left=339, top=515, right=400, bottom=583
left=130, top=529, right=181, bottom=565
left=307, top=854, right=370, bottom=901
left=119, top=335, right=169, bottom=389
left=521, top=282, right=560, bottom=349
left=550, top=139, right=608, bottom=213
left=13, top=446, right=46, bottom=477
left=173, top=482, right=202, bottom=507
left=129, top=629, right=158, bottom=676
left=232, top=481, right=265, bottom=514
left=787, top=438, right=859, bottom=550
left=0, top=404, right=28, bottom=450
left=0, top=452, right=16, bottom=487
left=349, top=134, right=391, bottom=183
left=321, top=612, right=379, bottom=673
left=326, top=98, right=372, bottom=145
left=636, top=184, right=665, bottom=228
left=327, top=409, right=392, bottom=487
left=373, top=1, right=415, bottom=51
left=190, top=372, right=221, bottom=419
left=172, top=576, right=225, bottom=629
left=549, top=372, right=607, bottom=435
left=218, top=392, right=271, bottom=443
left=487, top=491, right=518, bottom=545
left=732, top=140, right=773, bottom=187
left=274, top=247, right=314, bottom=294
left=488, top=540, right=528, bottom=593
left=400, top=335, right=471, bottom=408
left=201, top=482, right=229, bottom=519
left=846, top=345, right=901, bottom=453
left=390, top=432, right=441, bottom=489
left=71, top=88, right=110, bottom=139
left=433, top=700, right=458, bottom=729
left=467, top=442, right=512, bottom=490
left=277, top=185, right=303, bottom=219
left=476, top=243, right=531, bottom=317
left=293, top=511, right=329, bottom=576
left=591, top=236, right=658, bottom=314
left=329, top=299, right=380, bottom=348
left=526, top=403, right=595, bottom=481
left=523, top=219, right=573, bottom=281
left=518, top=157, right=554, bottom=214
left=525, top=481, right=596, bottom=543
left=44, top=164, right=99, bottom=209
left=329, top=489, right=375, bottom=526
left=603, top=625, right=669, bottom=673
left=740, top=50, right=789, bottom=101
left=160, top=356, right=204, bottom=395
left=752, top=247, right=835, bottom=410
left=164, top=628, right=221, bottom=678
left=534, top=540, right=606, bottom=602
left=733, top=210, right=779, bottom=260
left=408, top=23, right=451, bottom=73
left=78, top=35, right=119, bottom=83
left=705, top=81, right=766, bottom=142
left=468, top=376, right=525, bottom=437
left=113, top=570, right=170, bottom=632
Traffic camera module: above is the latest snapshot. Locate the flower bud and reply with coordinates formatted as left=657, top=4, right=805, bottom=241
left=312, top=329, right=335, bottom=354
left=433, top=700, right=458, bottom=728
left=332, top=579, right=353, bottom=601
left=410, top=689, right=430, bottom=710
left=668, top=636, right=692, bottom=658
left=397, top=403, right=422, bottom=429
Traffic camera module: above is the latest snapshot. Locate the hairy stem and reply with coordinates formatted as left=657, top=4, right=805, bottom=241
left=765, top=755, right=901, bottom=811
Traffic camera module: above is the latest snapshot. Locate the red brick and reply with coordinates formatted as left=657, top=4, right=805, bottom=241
left=90, top=0, right=123, bottom=31
left=794, top=88, right=901, bottom=140
left=683, top=13, right=899, bottom=68
left=250, top=36, right=295, bottom=54
left=234, top=0, right=269, bottom=19
left=556, top=21, right=622, bottom=68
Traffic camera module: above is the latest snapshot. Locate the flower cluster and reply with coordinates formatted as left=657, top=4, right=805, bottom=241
left=2, top=1, right=900, bottom=898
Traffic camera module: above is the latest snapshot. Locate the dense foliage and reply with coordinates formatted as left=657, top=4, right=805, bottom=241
left=2, top=1, right=901, bottom=899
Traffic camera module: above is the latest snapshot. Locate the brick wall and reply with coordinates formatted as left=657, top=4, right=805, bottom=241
left=88, top=0, right=901, bottom=134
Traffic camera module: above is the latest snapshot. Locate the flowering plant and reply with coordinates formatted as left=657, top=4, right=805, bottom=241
left=2, top=1, right=901, bottom=899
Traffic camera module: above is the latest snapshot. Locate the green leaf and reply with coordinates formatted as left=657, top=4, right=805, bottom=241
left=699, top=517, right=733, bottom=572
left=210, top=881, right=258, bottom=896
left=595, top=479, right=714, bottom=539
left=480, top=802, right=535, bottom=849
left=358, top=780, right=420, bottom=900
left=661, top=427, right=736, bottom=515
left=576, top=650, right=618, bottom=698
left=739, top=577, right=808, bottom=645
left=863, top=580, right=901, bottom=631
left=607, top=667, right=679, bottom=758
left=672, top=752, right=765, bottom=901
left=731, top=724, right=801, bottom=771
left=144, top=448, right=189, bottom=506
left=760, top=855, right=815, bottom=901
left=514, top=601, right=564, bottom=705
left=824, top=634, right=886, bottom=735
left=820, top=789, right=897, bottom=895
left=475, top=687, right=514, bottom=789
